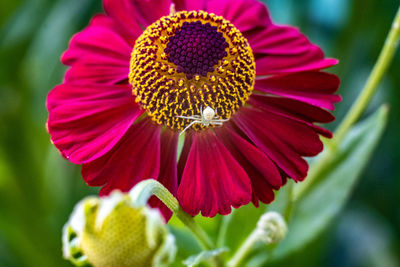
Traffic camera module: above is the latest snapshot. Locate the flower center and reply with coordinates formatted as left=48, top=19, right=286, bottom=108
left=129, top=10, right=255, bottom=131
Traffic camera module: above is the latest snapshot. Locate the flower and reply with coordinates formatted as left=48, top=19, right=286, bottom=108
left=47, top=0, right=340, bottom=218
left=62, top=191, right=176, bottom=267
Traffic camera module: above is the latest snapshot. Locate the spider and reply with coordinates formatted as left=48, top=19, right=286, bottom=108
left=177, top=106, right=229, bottom=135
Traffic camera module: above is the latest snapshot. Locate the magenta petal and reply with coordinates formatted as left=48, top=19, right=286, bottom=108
left=47, top=83, right=142, bottom=164
left=61, top=15, right=131, bottom=86
left=102, top=1, right=143, bottom=43
left=243, top=108, right=323, bottom=157
left=65, top=61, right=129, bottom=85
left=216, top=125, right=282, bottom=188
left=234, top=108, right=320, bottom=181
left=149, top=129, right=179, bottom=221
left=255, top=72, right=341, bottom=110
left=249, top=94, right=335, bottom=138
left=215, top=126, right=282, bottom=205
left=178, top=131, right=252, bottom=217
left=255, top=50, right=338, bottom=75
left=204, top=0, right=271, bottom=33
left=177, top=0, right=271, bottom=33
left=61, top=15, right=132, bottom=67
left=84, top=13, right=137, bottom=46
left=250, top=174, right=276, bottom=207
left=81, top=119, right=161, bottom=195
left=177, top=132, right=193, bottom=181
left=251, top=25, right=338, bottom=75
left=104, top=0, right=171, bottom=29
left=174, top=0, right=206, bottom=11
left=309, top=125, right=333, bottom=139
left=249, top=95, right=335, bottom=123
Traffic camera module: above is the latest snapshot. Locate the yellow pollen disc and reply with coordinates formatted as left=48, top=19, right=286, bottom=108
left=129, top=10, right=255, bottom=131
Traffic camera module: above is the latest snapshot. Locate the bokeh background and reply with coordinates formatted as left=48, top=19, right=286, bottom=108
left=0, top=0, right=399, bottom=266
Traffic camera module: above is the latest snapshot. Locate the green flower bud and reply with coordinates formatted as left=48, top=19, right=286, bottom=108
left=256, top=211, right=287, bottom=244
left=62, top=191, right=176, bottom=267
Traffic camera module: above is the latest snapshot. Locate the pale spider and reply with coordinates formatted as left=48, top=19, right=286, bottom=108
left=177, top=106, right=229, bottom=135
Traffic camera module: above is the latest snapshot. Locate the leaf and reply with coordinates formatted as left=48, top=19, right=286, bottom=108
left=222, top=204, right=268, bottom=254
left=22, top=0, right=99, bottom=121
left=0, top=1, right=99, bottom=266
left=169, top=216, right=202, bottom=267
left=183, top=248, right=228, bottom=267
left=251, top=105, right=389, bottom=264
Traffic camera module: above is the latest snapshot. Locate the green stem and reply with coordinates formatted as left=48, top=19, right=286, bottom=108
left=130, top=179, right=214, bottom=250
left=293, top=6, right=400, bottom=200
left=130, top=180, right=224, bottom=267
left=217, top=211, right=234, bottom=248
left=176, top=211, right=215, bottom=250
left=283, top=181, right=294, bottom=222
left=334, top=6, right=400, bottom=144
left=226, top=230, right=259, bottom=267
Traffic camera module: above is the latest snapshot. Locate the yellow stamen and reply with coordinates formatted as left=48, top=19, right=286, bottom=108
left=129, top=11, right=255, bottom=131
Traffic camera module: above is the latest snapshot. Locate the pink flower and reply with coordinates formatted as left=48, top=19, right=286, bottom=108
left=47, top=0, right=340, bottom=219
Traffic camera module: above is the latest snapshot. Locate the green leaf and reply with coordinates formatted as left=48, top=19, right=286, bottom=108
left=183, top=248, right=228, bottom=267
left=223, top=205, right=267, bottom=254
left=169, top=216, right=202, bottom=267
left=22, top=0, right=99, bottom=121
left=218, top=181, right=295, bottom=258
left=252, top=105, right=389, bottom=264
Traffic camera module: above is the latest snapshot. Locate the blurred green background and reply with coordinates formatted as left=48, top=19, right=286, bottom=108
left=0, top=0, right=399, bottom=266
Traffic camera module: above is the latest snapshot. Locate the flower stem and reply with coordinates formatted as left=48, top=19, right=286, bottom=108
left=176, top=210, right=215, bottom=250
left=130, top=179, right=214, bottom=250
left=130, top=180, right=225, bottom=267
left=334, top=6, right=400, bottom=144
left=293, top=6, right=400, bottom=200
left=227, top=211, right=287, bottom=267
left=217, top=211, right=234, bottom=248
left=226, top=230, right=259, bottom=267
left=283, top=181, right=294, bottom=222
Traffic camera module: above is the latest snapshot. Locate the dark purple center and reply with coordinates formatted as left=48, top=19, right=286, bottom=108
left=165, top=21, right=229, bottom=80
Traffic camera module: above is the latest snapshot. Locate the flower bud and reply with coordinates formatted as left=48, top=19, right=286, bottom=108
left=256, top=211, right=287, bottom=244
left=62, top=191, right=176, bottom=267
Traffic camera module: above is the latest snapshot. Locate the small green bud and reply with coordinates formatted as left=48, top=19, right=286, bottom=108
left=62, top=191, right=176, bottom=267
left=256, top=211, right=287, bottom=244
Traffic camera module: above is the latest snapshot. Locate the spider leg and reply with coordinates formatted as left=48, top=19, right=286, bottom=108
left=180, top=120, right=200, bottom=136
left=211, top=122, right=223, bottom=126
left=176, top=115, right=201, bottom=120
left=212, top=119, right=229, bottom=122
left=214, top=114, right=229, bottom=121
